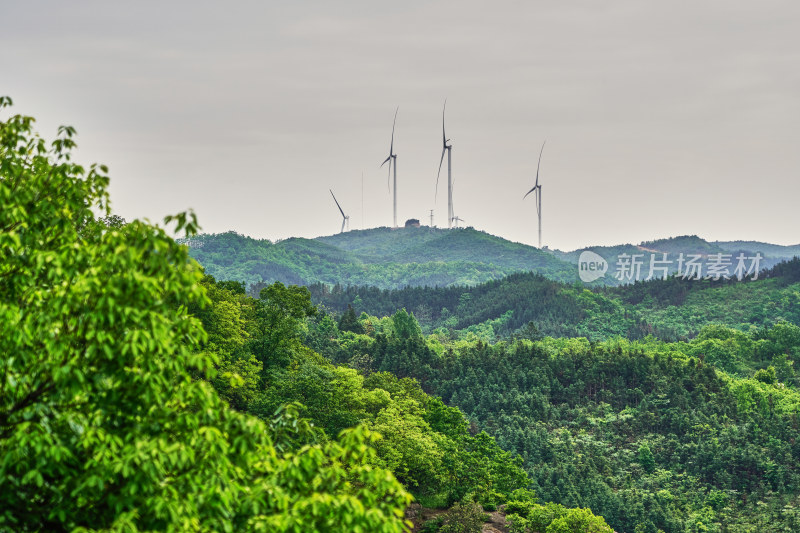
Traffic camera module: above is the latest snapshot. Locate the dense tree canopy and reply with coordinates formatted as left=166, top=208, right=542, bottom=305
left=8, top=96, right=798, bottom=533
left=0, top=98, right=412, bottom=532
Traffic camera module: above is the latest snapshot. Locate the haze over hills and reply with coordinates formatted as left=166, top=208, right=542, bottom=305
left=186, top=226, right=579, bottom=289
left=187, top=226, right=800, bottom=291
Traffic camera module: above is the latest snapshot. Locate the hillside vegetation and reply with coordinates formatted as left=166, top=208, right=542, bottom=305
left=304, top=303, right=800, bottom=532
left=187, top=228, right=579, bottom=289
left=2, top=99, right=614, bottom=533
left=9, top=99, right=800, bottom=532
left=188, top=228, right=799, bottom=293
left=311, top=259, right=800, bottom=343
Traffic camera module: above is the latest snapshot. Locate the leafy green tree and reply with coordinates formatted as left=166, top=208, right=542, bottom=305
left=638, top=443, right=656, bottom=474
left=392, top=308, right=423, bottom=339
left=754, top=366, right=777, bottom=385
left=251, top=281, right=317, bottom=372
left=545, top=508, right=614, bottom=533
left=0, top=98, right=411, bottom=532
left=438, top=501, right=485, bottom=533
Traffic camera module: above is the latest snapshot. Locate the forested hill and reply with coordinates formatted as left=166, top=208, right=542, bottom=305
left=186, top=229, right=800, bottom=292
left=310, top=257, right=800, bottom=342
left=186, top=227, right=579, bottom=289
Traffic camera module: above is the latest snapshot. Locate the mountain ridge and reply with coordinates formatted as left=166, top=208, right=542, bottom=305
left=186, top=227, right=800, bottom=290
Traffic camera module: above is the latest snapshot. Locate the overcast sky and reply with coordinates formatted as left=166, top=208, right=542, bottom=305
left=3, top=1, right=799, bottom=250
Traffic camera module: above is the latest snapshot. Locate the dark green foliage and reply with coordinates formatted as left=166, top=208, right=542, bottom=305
left=338, top=304, right=364, bottom=333
left=311, top=259, right=800, bottom=343
left=307, top=311, right=800, bottom=531
left=420, top=516, right=445, bottom=533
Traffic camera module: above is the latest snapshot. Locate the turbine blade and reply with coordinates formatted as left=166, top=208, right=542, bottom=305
left=523, top=185, right=537, bottom=200
left=435, top=147, right=446, bottom=201
left=535, top=140, right=546, bottom=187
left=330, top=189, right=346, bottom=218
left=380, top=155, right=391, bottom=167
left=390, top=106, right=398, bottom=155
left=442, top=98, right=447, bottom=147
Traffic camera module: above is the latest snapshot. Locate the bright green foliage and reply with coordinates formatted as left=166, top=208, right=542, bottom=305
left=190, top=275, right=261, bottom=411
left=437, top=501, right=485, bottom=533
left=369, top=396, right=447, bottom=490
left=545, top=508, right=614, bottom=533
left=638, top=443, right=656, bottom=474
left=251, top=281, right=317, bottom=371
left=754, top=366, right=777, bottom=384
left=507, top=513, right=530, bottom=533
left=504, top=493, right=612, bottom=533
left=392, top=308, right=423, bottom=339
left=0, top=99, right=412, bottom=532
left=189, top=274, right=533, bottom=507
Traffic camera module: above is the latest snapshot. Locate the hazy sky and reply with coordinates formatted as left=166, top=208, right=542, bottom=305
left=3, top=1, right=799, bottom=250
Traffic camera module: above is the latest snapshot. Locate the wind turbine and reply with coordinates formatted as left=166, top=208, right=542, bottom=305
left=330, top=189, right=350, bottom=234
left=523, top=141, right=546, bottom=248
left=436, top=99, right=454, bottom=228
left=380, top=106, right=399, bottom=228
left=452, top=216, right=464, bottom=228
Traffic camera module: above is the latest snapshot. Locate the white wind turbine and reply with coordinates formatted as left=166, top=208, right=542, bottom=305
left=330, top=189, right=350, bottom=234
left=435, top=99, right=455, bottom=228
left=523, top=141, right=546, bottom=248
left=380, top=107, right=399, bottom=228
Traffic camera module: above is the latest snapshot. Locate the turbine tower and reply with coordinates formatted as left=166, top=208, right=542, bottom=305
left=380, top=107, right=399, bottom=228
left=330, top=189, right=350, bottom=234
left=436, top=99, right=454, bottom=228
left=523, top=141, right=546, bottom=248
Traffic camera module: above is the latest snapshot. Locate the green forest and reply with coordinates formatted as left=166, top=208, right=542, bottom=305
left=185, top=229, right=580, bottom=289
left=186, top=228, right=800, bottom=293
left=4, top=98, right=800, bottom=532
left=0, top=102, right=612, bottom=531
left=308, top=264, right=800, bottom=343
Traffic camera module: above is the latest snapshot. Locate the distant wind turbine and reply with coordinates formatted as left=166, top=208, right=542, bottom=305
left=330, top=189, right=350, bottom=234
left=380, top=106, right=399, bottom=228
left=452, top=216, right=464, bottom=228
left=436, top=99, right=454, bottom=228
left=523, top=141, right=546, bottom=248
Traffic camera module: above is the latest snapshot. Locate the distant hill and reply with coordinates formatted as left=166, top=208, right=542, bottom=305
left=713, top=239, right=800, bottom=258
left=554, top=235, right=799, bottom=283
left=186, top=228, right=799, bottom=291
left=187, top=227, right=578, bottom=290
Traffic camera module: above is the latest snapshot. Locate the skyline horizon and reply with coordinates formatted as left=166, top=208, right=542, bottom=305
left=4, top=1, right=798, bottom=251
left=189, top=221, right=800, bottom=254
